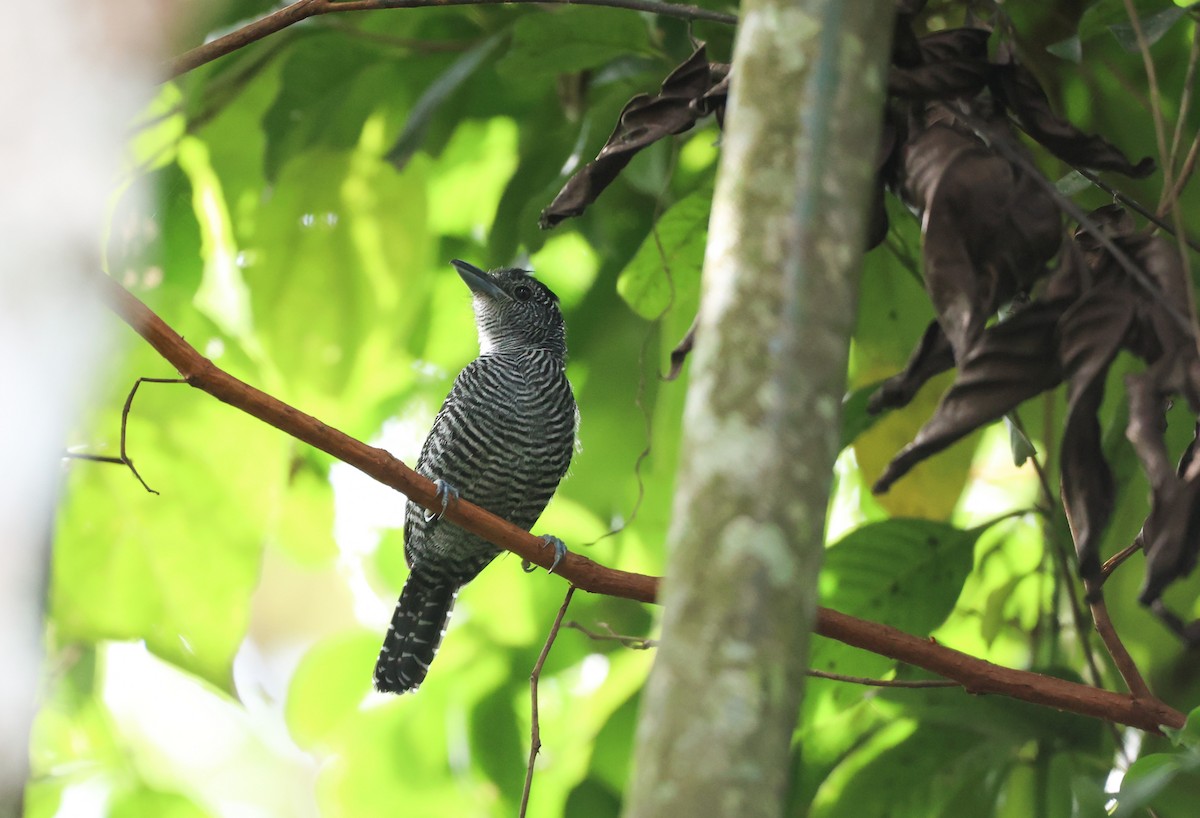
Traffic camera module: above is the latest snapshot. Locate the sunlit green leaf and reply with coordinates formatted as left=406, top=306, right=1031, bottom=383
left=286, top=631, right=380, bottom=749
left=109, top=786, right=213, bottom=818
left=55, top=373, right=283, bottom=688
left=1116, top=749, right=1200, bottom=817
left=616, top=183, right=711, bottom=320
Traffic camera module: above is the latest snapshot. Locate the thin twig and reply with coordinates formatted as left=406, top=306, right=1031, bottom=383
left=63, top=453, right=125, bottom=464
left=521, top=586, right=575, bottom=818
left=1124, top=0, right=1200, bottom=368
left=563, top=622, right=959, bottom=687
left=1075, top=168, right=1200, bottom=254
left=805, top=669, right=960, bottom=689
left=1018, top=418, right=1153, bottom=700
left=1167, top=25, right=1200, bottom=171
left=1085, top=580, right=1153, bottom=699
left=168, top=0, right=737, bottom=78
left=1015, top=415, right=1132, bottom=751
left=1122, top=0, right=1174, bottom=198
left=1159, top=127, right=1200, bottom=216
left=1123, top=0, right=1200, bottom=367
left=565, top=620, right=658, bottom=649
left=1020, top=425, right=1107, bottom=690
left=1101, top=540, right=1143, bottom=581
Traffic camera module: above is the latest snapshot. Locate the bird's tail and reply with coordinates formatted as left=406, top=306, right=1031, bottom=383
left=373, top=570, right=458, bottom=694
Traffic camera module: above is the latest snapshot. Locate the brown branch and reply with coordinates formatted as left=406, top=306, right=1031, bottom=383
left=167, top=0, right=737, bottom=79
left=170, top=0, right=329, bottom=78
left=1101, top=540, right=1143, bottom=581
left=521, top=586, right=574, bottom=818
left=1086, top=580, right=1152, bottom=699
left=99, top=273, right=1186, bottom=735
left=815, top=611, right=1182, bottom=733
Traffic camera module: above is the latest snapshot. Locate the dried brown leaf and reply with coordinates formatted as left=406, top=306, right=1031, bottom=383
left=540, top=45, right=718, bottom=228
left=873, top=301, right=1064, bottom=493
left=867, top=320, right=954, bottom=414
left=887, top=28, right=993, bottom=100
left=901, top=116, right=1061, bottom=357
left=1058, top=278, right=1138, bottom=578
left=992, top=53, right=1155, bottom=178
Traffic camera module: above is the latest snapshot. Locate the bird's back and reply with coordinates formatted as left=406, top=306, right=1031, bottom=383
left=404, top=348, right=577, bottom=583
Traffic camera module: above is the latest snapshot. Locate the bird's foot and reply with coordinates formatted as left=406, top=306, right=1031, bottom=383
left=523, top=535, right=568, bottom=574
left=424, top=479, right=461, bottom=521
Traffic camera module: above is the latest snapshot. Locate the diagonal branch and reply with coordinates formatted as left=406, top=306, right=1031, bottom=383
left=168, top=0, right=737, bottom=79
left=98, top=273, right=1186, bottom=734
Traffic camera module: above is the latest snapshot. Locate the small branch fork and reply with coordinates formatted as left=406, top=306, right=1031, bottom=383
left=167, top=0, right=737, bottom=79
left=99, top=273, right=1186, bottom=734
left=64, top=376, right=186, bottom=494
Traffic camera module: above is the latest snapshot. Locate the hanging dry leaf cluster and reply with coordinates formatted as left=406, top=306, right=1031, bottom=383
left=866, top=8, right=1200, bottom=640
left=539, top=2, right=1200, bottom=641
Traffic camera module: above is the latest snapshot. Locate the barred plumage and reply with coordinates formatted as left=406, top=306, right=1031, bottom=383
left=374, top=260, right=577, bottom=693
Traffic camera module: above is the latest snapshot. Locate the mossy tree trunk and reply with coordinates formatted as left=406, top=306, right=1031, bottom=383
left=622, top=2, right=896, bottom=816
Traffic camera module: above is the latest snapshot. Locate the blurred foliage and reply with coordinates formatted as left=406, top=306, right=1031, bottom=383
left=31, top=0, right=1200, bottom=816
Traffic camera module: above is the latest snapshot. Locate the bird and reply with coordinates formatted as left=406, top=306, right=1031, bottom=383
left=373, top=259, right=578, bottom=694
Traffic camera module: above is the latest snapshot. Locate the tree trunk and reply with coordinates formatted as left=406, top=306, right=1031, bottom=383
left=622, top=2, right=895, bottom=816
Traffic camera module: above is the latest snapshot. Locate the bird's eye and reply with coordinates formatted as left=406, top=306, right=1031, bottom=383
left=514, top=285, right=534, bottom=301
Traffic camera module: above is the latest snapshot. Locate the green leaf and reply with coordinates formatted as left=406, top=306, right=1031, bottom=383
left=616, top=183, right=712, bottom=320
left=249, top=146, right=433, bottom=431
left=1006, top=415, right=1038, bottom=466
left=469, top=686, right=525, bottom=805
left=564, top=778, right=623, bottom=818
left=1115, top=750, right=1200, bottom=817
left=497, top=8, right=653, bottom=77
left=110, top=786, right=213, bottom=818
left=272, top=456, right=337, bottom=565
left=840, top=381, right=887, bottom=448
left=55, top=376, right=284, bottom=688
left=1109, top=5, right=1189, bottom=50
left=260, top=31, right=397, bottom=180
left=1163, top=705, right=1200, bottom=749
left=428, top=117, right=521, bottom=238
left=812, top=723, right=1011, bottom=818
left=1051, top=0, right=1185, bottom=56
left=819, top=518, right=984, bottom=632
left=286, top=631, right=381, bottom=749
left=386, top=33, right=508, bottom=168
left=797, top=519, right=990, bottom=803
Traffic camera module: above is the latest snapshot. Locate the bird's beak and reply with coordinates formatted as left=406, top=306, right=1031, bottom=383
left=451, top=259, right=508, bottom=300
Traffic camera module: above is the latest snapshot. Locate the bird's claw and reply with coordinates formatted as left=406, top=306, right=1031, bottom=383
left=425, top=479, right=460, bottom=521
left=523, top=535, right=568, bottom=574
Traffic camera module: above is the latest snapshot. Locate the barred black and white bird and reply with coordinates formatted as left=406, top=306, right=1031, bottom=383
left=373, top=260, right=577, bottom=694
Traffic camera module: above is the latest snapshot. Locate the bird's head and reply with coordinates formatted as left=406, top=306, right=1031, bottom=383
left=451, top=260, right=567, bottom=358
